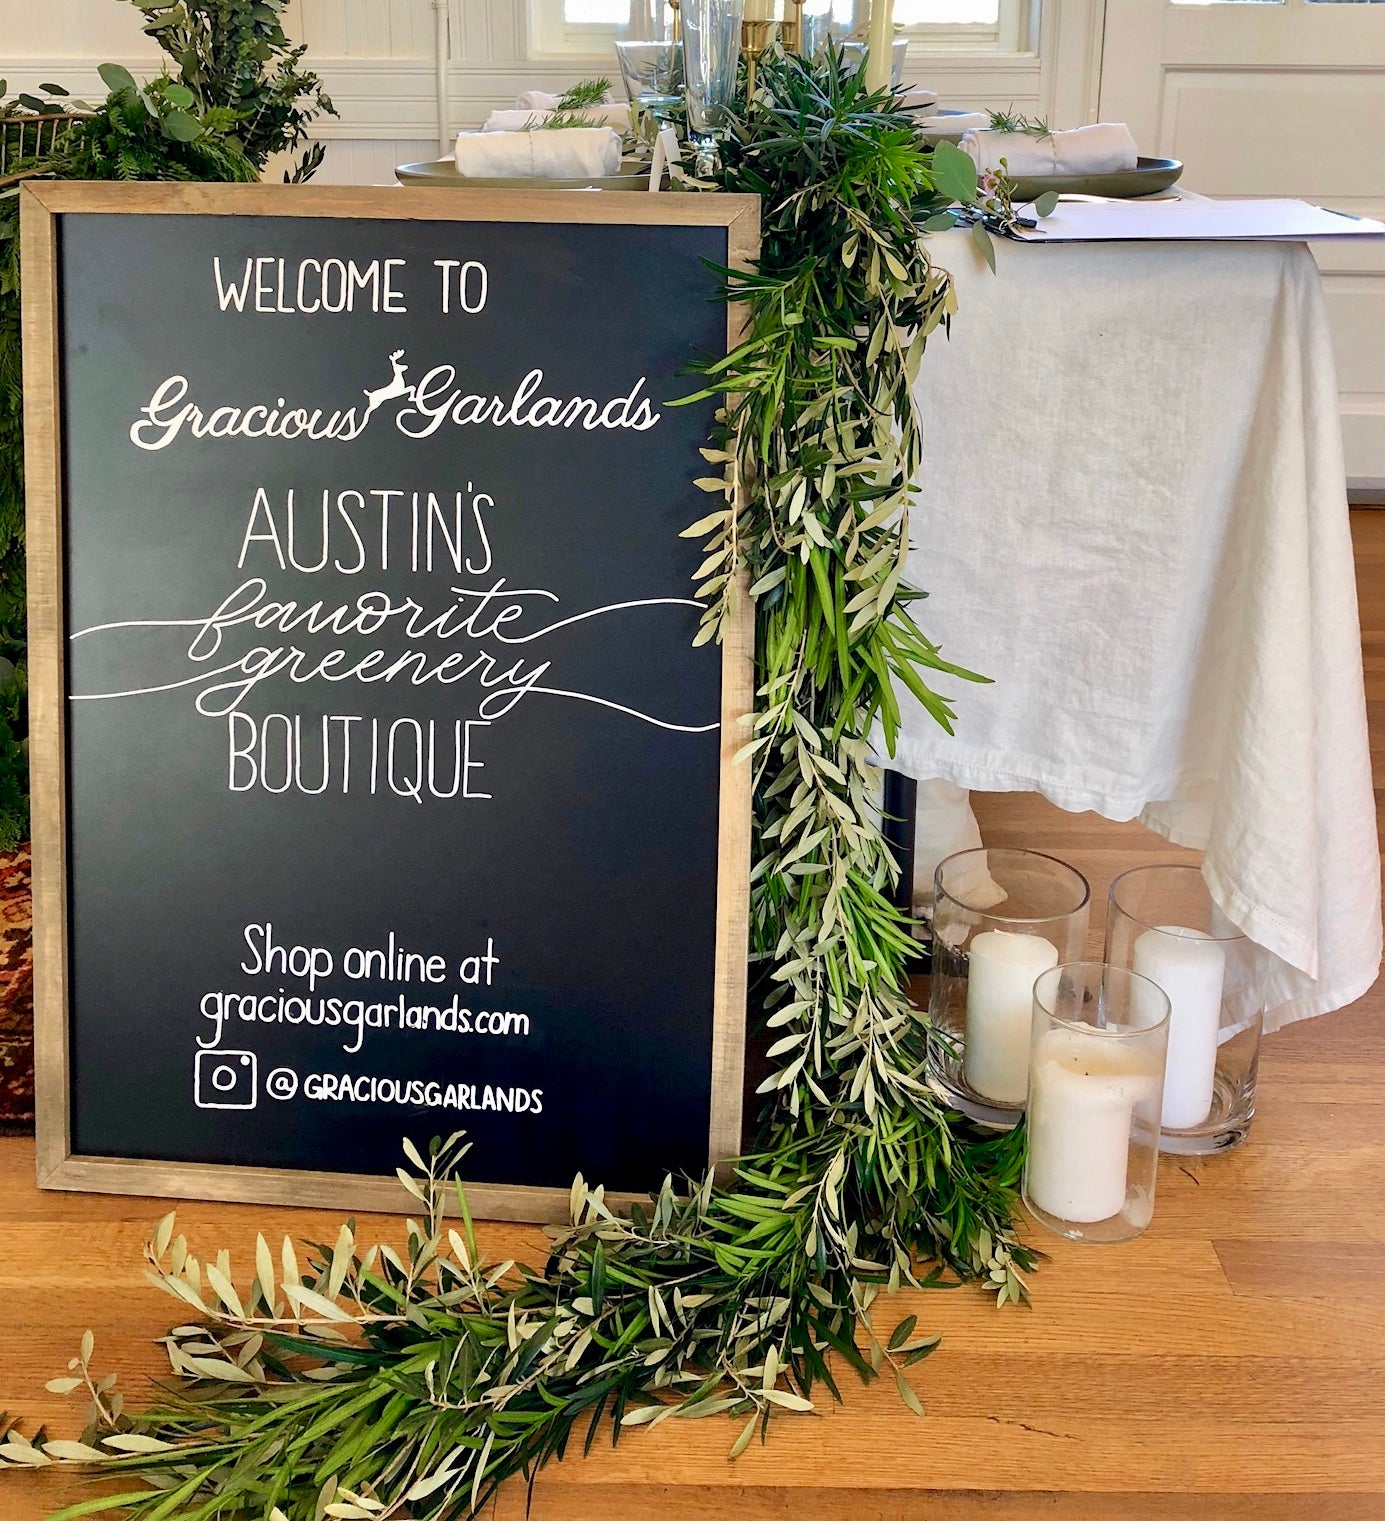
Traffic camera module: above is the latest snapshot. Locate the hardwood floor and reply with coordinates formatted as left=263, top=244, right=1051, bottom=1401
left=2, top=518, right=1384, bottom=1520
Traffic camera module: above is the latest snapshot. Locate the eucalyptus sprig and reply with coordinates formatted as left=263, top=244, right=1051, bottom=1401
left=3, top=49, right=1038, bottom=1520
left=124, top=0, right=336, bottom=181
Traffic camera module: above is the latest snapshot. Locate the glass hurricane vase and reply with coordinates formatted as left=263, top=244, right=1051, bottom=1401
left=1105, top=864, right=1263, bottom=1154
left=926, top=847, right=1091, bottom=1127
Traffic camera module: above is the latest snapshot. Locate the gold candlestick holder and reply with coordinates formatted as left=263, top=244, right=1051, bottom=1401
left=780, top=0, right=805, bottom=55
left=668, top=0, right=681, bottom=44
left=741, top=17, right=774, bottom=99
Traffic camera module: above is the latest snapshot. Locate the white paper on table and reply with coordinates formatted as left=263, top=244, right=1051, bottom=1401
left=1010, top=197, right=1385, bottom=244
left=648, top=123, right=681, bottom=192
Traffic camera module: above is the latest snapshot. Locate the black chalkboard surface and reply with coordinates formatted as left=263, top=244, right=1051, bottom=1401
left=23, top=183, right=757, bottom=1220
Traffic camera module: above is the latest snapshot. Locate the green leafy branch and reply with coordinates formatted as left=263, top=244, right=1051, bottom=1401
left=125, top=0, right=337, bottom=181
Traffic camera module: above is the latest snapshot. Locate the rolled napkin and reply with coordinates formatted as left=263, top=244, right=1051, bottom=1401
left=483, top=105, right=629, bottom=133
left=960, top=122, right=1138, bottom=177
left=920, top=110, right=991, bottom=134
left=454, top=127, right=623, bottom=179
left=515, top=90, right=561, bottom=110
left=898, top=87, right=939, bottom=113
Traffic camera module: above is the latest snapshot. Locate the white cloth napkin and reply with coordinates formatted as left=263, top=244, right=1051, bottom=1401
left=454, top=127, right=623, bottom=179
left=907, top=780, right=1005, bottom=916
left=483, top=105, right=629, bottom=133
left=516, top=90, right=561, bottom=110
left=960, top=122, right=1138, bottom=177
left=898, top=87, right=939, bottom=112
left=920, top=111, right=991, bottom=134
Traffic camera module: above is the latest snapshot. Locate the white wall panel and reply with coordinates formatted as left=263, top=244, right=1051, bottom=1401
left=0, top=0, right=150, bottom=60
left=1157, top=70, right=1385, bottom=202
left=1101, top=1, right=1385, bottom=486
left=305, top=137, right=437, bottom=183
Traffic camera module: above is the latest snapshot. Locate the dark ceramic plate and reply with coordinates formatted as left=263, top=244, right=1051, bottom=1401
left=396, top=157, right=651, bottom=191
left=1011, top=157, right=1184, bottom=201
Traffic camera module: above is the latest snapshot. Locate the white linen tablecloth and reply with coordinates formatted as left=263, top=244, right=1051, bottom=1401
left=892, top=233, right=1381, bottom=1033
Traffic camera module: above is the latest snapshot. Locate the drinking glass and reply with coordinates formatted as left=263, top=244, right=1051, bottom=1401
left=927, top=848, right=1090, bottom=1126
left=616, top=40, right=685, bottom=142
left=1024, top=962, right=1170, bottom=1245
left=1105, top=865, right=1263, bottom=1154
left=799, top=0, right=834, bottom=57
left=683, top=0, right=745, bottom=175
left=839, top=37, right=910, bottom=87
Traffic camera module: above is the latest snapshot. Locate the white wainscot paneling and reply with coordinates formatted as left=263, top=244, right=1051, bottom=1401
left=1155, top=68, right=1385, bottom=487
left=0, top=0, right=150, bottom=60
left=301, top=138, right=437, bottom=184
left=1155, top=69, right=1385, bottom=202
left=1320, top=251, right=1385, bottom=492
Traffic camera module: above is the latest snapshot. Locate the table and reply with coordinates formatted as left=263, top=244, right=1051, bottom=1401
left=895, top=233, right=1381, bottom=1032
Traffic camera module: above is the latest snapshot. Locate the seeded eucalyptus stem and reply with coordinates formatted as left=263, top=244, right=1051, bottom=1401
left=0, top=49, right=1038, bottom=1521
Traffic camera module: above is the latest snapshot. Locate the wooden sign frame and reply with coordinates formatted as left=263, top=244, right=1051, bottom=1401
left=21, top=180, right=759, bottom=1221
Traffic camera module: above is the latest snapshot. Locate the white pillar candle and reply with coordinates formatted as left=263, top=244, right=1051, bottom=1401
left=963, top=929, right=1058, bottom=1106
left=1026, top=1027, right=1161, bottom=1224
left=1132, top=925, right=1225, bottom=1131
left=743, top=0, right=772, bottom=21
left=863, top=0, right=895, bottom=93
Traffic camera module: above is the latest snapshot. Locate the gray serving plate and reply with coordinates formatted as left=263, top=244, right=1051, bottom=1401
left=1009, top=156, right=1184, bottom=201
left=396, top=157, right=653, bottom=191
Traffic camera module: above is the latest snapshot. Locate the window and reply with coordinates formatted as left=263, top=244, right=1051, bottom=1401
left=532, top=0, right=1030, bottom=58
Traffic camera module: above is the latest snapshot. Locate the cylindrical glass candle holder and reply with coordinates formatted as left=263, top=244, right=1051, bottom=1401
left=927, top=848, right=1090, bottom=1126
left=1105, top=865, right=1263, bottom=1154
left=1023, top=963, right=1170, bottom=1244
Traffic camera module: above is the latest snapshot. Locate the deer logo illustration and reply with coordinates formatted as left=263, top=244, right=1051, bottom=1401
left=361, top=349, right=414, bottom=424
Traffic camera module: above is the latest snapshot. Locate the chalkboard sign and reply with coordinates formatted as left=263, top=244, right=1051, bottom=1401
left=22, top=182, right=757, bottom=1220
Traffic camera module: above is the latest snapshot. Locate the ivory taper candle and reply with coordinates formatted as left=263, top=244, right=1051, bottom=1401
left=863, top=0, right=894, bottom=93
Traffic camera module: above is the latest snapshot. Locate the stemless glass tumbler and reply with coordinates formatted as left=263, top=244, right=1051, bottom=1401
left=927, top=848, right=1090, bottom=1126
left=1023, top=963, right=1170, bottom=1245
left=1105, top=865, right=1263, bottom=1154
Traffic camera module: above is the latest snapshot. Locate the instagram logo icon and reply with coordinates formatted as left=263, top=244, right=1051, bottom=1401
left=194, top=1049, right=258, bottom=1110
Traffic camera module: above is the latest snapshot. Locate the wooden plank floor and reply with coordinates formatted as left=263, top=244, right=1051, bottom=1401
left=3, top=515, right=1385, bottom=1520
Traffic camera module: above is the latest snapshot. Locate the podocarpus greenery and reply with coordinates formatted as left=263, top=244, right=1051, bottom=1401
left=0, top=49, right=1037, bottom=1520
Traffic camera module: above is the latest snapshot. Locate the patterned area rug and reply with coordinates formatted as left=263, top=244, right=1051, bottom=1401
left=0, top=845, right=34, bottom=1131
